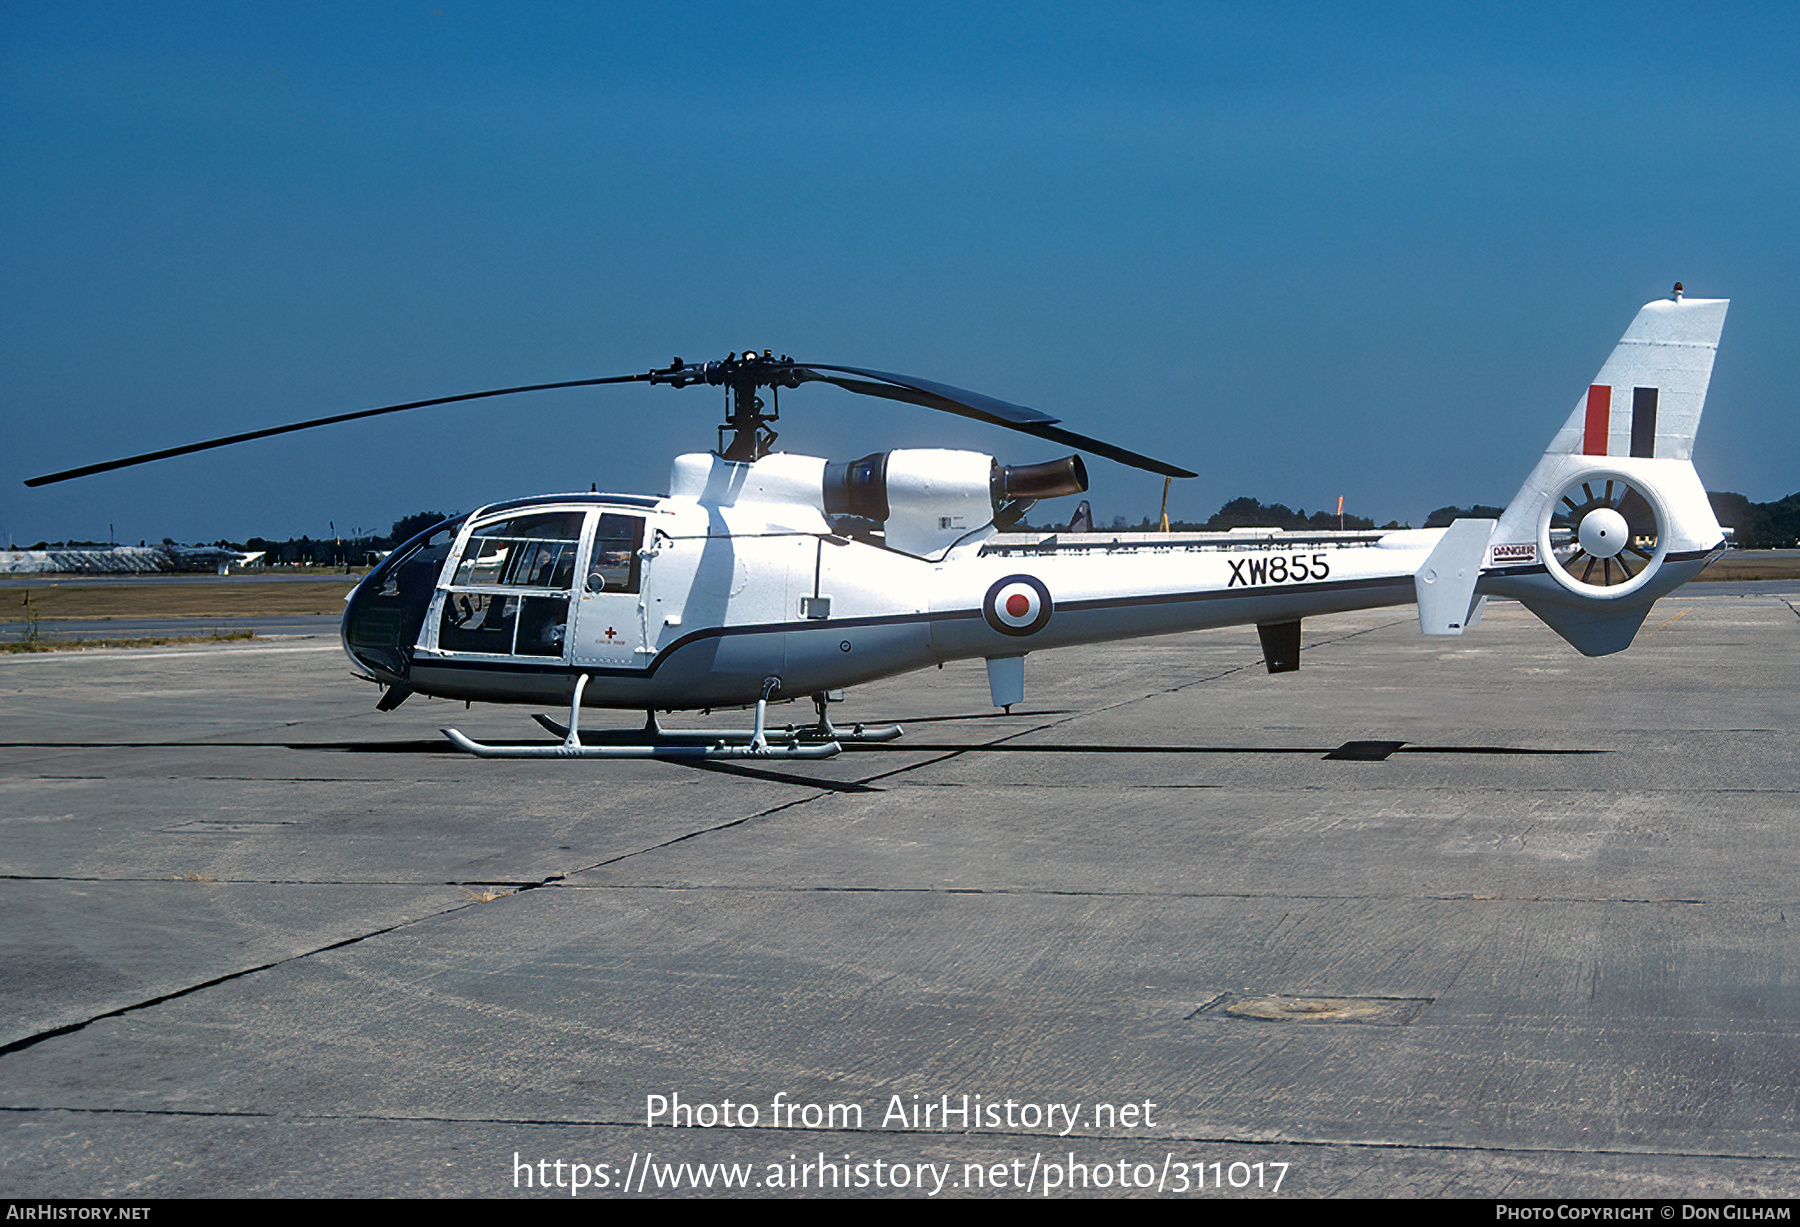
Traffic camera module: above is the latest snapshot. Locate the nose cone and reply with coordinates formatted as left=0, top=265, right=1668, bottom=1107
left=343, top=569, right=413, bottom=684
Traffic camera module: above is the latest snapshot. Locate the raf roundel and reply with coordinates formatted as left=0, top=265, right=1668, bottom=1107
left=983, top=574, right=1053, bottom=637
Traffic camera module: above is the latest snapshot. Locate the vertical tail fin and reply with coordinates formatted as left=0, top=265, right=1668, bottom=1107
left=1529, top=291, right=1728, bottom=466
left=1484, top=290, right=1728, bottom=655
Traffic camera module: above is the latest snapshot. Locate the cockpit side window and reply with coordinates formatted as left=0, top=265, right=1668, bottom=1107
left=451, top=511, right=584, bottom=590
left=439, top=510, right=584, bottom=657
left=587, top=513, right=646, bottom=595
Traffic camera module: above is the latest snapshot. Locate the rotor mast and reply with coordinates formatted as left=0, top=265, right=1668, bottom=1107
left=723, top=375, right=776, bottom=462
left=648, top=350, right=801, bottom=463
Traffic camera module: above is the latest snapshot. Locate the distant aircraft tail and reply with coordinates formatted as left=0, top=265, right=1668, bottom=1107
left=1481, top=289, right=1728, bottom=655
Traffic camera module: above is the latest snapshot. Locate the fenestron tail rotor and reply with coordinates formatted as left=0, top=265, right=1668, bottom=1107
left=1544, top=473, right=1666, bottom=598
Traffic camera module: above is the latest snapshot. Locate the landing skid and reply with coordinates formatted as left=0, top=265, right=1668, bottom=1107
left=441, top=677, right=902, bottom=760
left=529, top=706, right=904, bottom=747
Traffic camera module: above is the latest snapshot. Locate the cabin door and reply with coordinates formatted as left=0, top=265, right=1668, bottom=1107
left=569, top=512, right=649, bottom=669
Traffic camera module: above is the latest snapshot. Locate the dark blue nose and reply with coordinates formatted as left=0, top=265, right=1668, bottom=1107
left=343, top=516, right=464, bottom=685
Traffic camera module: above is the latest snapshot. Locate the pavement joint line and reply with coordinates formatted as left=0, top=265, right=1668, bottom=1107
left=560, top=804, right=819, bottom=875
left=540, top=882, right=1717, bottom=907
left=0, top=874, right=545, bottom=887
left=0, top=644, right=343, bottom=661
left=9, top=778, right=1787, bottom=796
left=16, top=775, right=480, bottom=783
left=0, top=873, right=1730, bottom=905
left=842, top=743, right=1609, bottom=756
left=887, top=782, right=1793, bottom=795
left=0, top=893, right=528, bottom=1060
left=0, top=1105, right=1794, bottom=1163
left=851, top=745, right=984, bottom=787
left=674, top=759, right=882, bottom=793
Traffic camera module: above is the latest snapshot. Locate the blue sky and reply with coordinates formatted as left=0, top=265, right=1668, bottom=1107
left=4, top=1, right=1795, bottom=545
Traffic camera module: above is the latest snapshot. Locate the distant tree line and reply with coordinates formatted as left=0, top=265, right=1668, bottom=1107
left=1033, top=492, right=1797, bottom=546
left=1708, top=491, right=1800, bottom=549
left=1423, top=504, right=1505, bottom=528
left=241, top=511, right=456, bottom=567
left=15, top=539, right=119, bottom=550
left=1187, top=497, right=1384, bottom=531
left=1025, top=497, right=1390, bottom=533
left=1420, top=491, right=1798, bottom=548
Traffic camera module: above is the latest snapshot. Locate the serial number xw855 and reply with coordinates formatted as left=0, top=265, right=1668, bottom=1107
left=1226, top=553, right=1332, bottom=588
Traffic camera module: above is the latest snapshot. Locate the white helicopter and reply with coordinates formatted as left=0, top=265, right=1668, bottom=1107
left=28, top=287, right=1730, bottom=760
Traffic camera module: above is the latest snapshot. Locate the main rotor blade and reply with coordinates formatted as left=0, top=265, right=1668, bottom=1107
left=26, top=356, right=1198, bottom=486
left=799, top=364, right=1061, bottom=426
left=24, top=373, right=652, bottom=487
left=795, top=364, right=1197, bottom=478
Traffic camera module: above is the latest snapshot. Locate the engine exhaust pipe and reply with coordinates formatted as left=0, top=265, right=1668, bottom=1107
left=992, top=455, right=1088, bottom=503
